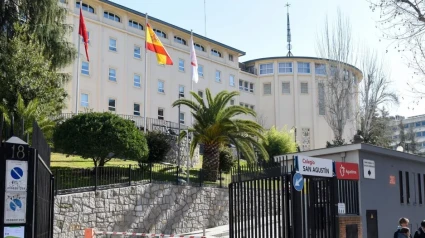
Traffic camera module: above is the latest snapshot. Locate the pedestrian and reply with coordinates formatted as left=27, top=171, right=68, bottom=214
left=399, top=228, right=411, bottom=238
left=394, top=218, right=412, bottom=238
left=414, top=220, right=425, bottom=238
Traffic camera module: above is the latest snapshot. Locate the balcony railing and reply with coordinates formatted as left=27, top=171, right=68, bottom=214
left=239, top=63, right=257, bottom=75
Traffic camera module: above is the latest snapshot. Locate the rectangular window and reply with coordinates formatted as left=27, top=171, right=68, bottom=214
left=416, top=122, right=421, bottom=127
left=134, top=45, right=141, bottom=59
left=301, top=82, right=309, bottom=94
left=229, top=75, right=235, bottom=86
left=81, top=93, right=89, bottom=107
left=158, top=108, right=164, bottom=120
left=229, top=54, right=234, bottom=62
left=406, top=171, right=410, bottom=204
left=259, top=63, right=274, bottom=75
left=179, top=112, right=185, bottom=124
left=108, top=98, right=116, bottom=112
left=81, top=61, right=89, bottom=75
left=230, top=99, right=234, bottom=105
left=315, top=63, right=326, bottom=75
left=198, top=90, right=203, bottom=98
left=134, top=103, right=140, bottom=116
left=215, top=70, right=221, bottom=82
left=239, top=80, right=243, bottom=91
left=134, top=74, right=141, bottom=88
left=158, top=80, right=165, bottom=93
left=244, top=81, right=249, bottom=91
left=250, top=105, right=254, bottom=110
left=416, top=132, right=422, bottom=137
left=108, top=68, right=117, bottom=82
left=422, top=121, right=425, bottom=126
left=263, top=83, right=272, bottom=95
left=298, top=62, right=311, bottom=74
left=179, top=85, right=185, bottom=98
left=179, top=59, right=185, bottom=72
left=282, top=82, right=290, bottom=94
left=419, top=174, right=423, bottom=205
left=278, top=62, right=293, bottom=73
left=318, top=82, right=325, bottom=115
left=198, top=65, right=204, bottom=77
left=399, top=171, right=404, bottom=203
left=249, top=83, right=254, bottom=93
left=109, top=38, right=117, bottom=52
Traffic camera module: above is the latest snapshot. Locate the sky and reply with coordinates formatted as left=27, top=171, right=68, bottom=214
left=111, top=0, right=424, bottom=118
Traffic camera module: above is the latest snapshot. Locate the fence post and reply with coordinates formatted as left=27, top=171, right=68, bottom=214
left=149, top=163, right=153, bottom=183
left=128, top=165, right=132, bottom=186
left=199, top=169, right=203, bottom=187
left=176, top=165, right=180, bottom=185
left=55, top=168, right=58, bottom=196
left=94, top=166, right=98, bottom=191
left=219, top=170, right=222, bottom=188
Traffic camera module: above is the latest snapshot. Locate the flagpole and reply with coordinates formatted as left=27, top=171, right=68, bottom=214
left=144, top=13, right=148, bottom=133
left=190, top=30, right=194, bottom=126
left=75, top=0, right=83, bottom=115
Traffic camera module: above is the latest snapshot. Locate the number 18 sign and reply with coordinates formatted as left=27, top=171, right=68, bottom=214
left=5, top=160, right=28, bottom=192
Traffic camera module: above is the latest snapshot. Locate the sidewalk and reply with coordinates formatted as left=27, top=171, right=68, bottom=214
left=178, top=225, right=229, bottom=238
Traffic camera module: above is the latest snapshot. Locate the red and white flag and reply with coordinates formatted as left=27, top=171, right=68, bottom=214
left=190, top=34, right=198, bottom=83
left=79, top=8, right=90, bottom=61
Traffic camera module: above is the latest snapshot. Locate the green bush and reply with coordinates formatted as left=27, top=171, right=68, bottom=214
left=146, top=131, right=172, bottom=163
left=261, top=126, right=297, bottom=160
left=219, top=147, right=236, bottom=173
left=53, top=112, right=148, bottom=167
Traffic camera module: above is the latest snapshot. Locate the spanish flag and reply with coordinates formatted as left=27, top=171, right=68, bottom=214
left=146, top=23, right=173, bottom=65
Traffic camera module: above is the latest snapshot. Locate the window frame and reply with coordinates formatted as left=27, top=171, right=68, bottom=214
left=179, top=85, right=185, bottom=98
left=198, top=90, right=203, bottom=98
left=81, top=61, right=90, bottom=75
left=198, top=65, right=204, bottom=77
left=158, top=80, right=165, bottom=93
left=298, top=62, right=311, bottom=74
left=133, top=74, right=141, bottom=88
left=229, top=75, right=235, bottom=87
left=158, top=108, right=164, bottom=120
left=230, top=99, right=235, bottom=105
left=134, top=45, right=141, bottom=59
left=315, top=63, right=326, bottom=75
left=108, top=68, right=117, bottom=82
left=229, top=54, right=234, bottom=62
left=278, top=62, right=293, bottom=74
left=259, top=63, right=274, bottom=75
left=128, top=20, right=143, bottom=30
left=282, top=82, right=291, bottom=94
left=109, top=38, right=117, bottom=52
left=153, top=29, right=167, bottom=38
left=108, top=98, right=116, bottom=112
left=263, top=82, right=272, bottom=95
left=174, top=36, right=187, bottom=45
left=211, top=49, right=222, bottom=58
left=80, top=93, right=89, bottom=107
left=178, top=59, right=185, bottom=72
left=215, top=70, right=221, bottom=83
left=133, top=103, right=141, bottom=116
left=76, top=2, right=95, bottom=14
left=179, top=112, right=185, bottom=124
left=104, top=11, right=121, bottom=22
left=300, top=82, right=309, bottom=94
left=194, top=43, right=205, bottom=52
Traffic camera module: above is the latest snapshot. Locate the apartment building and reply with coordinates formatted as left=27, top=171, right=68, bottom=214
left=61, top=0, right=363, bottom=150
left=390, top=115, right=425, bottom=154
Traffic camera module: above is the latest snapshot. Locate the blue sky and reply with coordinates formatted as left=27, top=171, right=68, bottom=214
left=111, top=0, right=423, bottom=117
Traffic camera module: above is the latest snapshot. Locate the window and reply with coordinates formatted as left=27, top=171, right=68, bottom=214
left=108, top=68, right=116, bottom=82
left=416, top=122, right=421, bottom=127
left=250, top=105, right=254, bottom=110
left=249, top=83, right=254, bottom=93
left=263, top=83, right=272, bottom=95
left=422, top=121, right=425, bottom=126
left=417, top=132, right=422, bottom=137
left=179, top=112, right=185, bottom=124
left=134, top=103, right=140, bottom=116
left=344, top=69, right=349, bottom=80
left=174, top=36, right=187, bottom=45
left=194, top=43, right=205, bottom=52
left=298, top=62, right=311, bottom=73
left=282, top=82, right=291, bottom=94
left=315, top=64, right=326, bottom=75
left=158, top=108, right=164, bottom=120
left=399, top=171, right=404, bottom=203
left=278, top=62, right=293, bottom=73
left=81, top=61, right=89, bottom=75
left=179, top=85, right=185, bottom=97
left=229, top=54, right=234, bottom=62
left=108, top=98, right=116, bottom=112
left=406, top=171, right=410, bottom=204
left=158, top=80, right=165, bottom=93
left=104, top=11, right=121, bottom=22
left=301, top=82, right=309, bottom=94
left=134, top=74, right=141, bottom=88
left=198, top=65, right=204, bottom=77
left=318, top=82, right=325, bottom=115
left=211, top=49, right=222, bottom=57
left=239, top=80, right=243, bottom=91
left=109, top=38, right=117, bottom=52
left=239, top=80, right=254, bottom=93
left=244, top=81, right=249, bottom=91
left=76, top=2, right=95, bottom=13
left=229, top=75, right=235, bottom=87
left=215, top=70, right=221, bottom=82
left=230, top=99, right=235, bottom=105
left=129, top=20, right=143, bottom=30
left=405, top=124, right=409, bottom=129
left=259, top=63, right=274, bottom=75
left=153, top=29, right=167, bottom=38
left=81, top=93, right=89, bottom=107
left=198, top=90, right=203, bottom=98
left=419, top=174, right=423, bottom=205
left=178, top=59, right=185, bottom=72
left=134, top=45, right=141, bottom=59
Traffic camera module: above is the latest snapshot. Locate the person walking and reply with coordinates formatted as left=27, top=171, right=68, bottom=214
left=394, top=218, right=412, bottom=238
left=414, top=220, right=425, bottom=238
left=399, top=228, right=411, bottom=238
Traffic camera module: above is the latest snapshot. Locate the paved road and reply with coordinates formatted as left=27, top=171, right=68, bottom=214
left=178, top=225, right=229, bottom=238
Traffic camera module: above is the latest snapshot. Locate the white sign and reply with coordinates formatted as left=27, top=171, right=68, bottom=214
left=4, top=192, right=27, bottom=224
left=4, top=226, right=25, bottom=238
left=5, top=160, right=28, bottom=192
left=338, top=203, right=346, bottom=214
left=297, top=155, right=333, bottom=177
left=363, top=159, right=375, bottom=179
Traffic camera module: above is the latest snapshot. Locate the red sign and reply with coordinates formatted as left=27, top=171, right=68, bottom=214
left=389, top=176, right=396, bottom=185
left=335, top=162, right=359, bottom=180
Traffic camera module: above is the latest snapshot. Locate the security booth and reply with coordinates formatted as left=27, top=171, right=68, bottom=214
left=275, top=143, right=425, bottom=238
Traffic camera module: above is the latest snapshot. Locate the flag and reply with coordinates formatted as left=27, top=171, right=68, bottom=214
left=190, top=34, right=198, bottom=83
left=79, top=8, right=89, bottom=61
left=146, top=23, right=173, bottom=65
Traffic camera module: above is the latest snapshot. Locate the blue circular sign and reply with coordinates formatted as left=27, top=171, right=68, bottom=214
left=10, top=199, right=22, bottom=211
left=293, top=172, right=304, bottom=192
left=11, top=167, right=23, bottom=180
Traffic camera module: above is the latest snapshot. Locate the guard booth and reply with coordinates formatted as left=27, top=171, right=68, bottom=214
left=0, top=122, right=54, bottom=238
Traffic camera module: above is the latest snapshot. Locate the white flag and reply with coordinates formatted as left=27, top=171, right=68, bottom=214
left=190, top=34, right=198, bottom=83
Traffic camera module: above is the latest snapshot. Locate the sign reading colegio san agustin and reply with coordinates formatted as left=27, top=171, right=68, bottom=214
left=296, top=155, right=333, bottom=177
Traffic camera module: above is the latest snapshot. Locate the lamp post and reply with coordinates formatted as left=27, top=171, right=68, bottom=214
left=177, top=91, right=182, bottom=185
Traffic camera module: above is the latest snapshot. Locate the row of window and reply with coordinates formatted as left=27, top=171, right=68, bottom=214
left=399, top=121, right=425, bottom=129
left=258, top=62, right=355, bottom=79
left=399, top=171, right=425, bottom=205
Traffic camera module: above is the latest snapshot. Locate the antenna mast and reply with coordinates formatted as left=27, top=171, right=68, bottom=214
left=286, top=3, right=293, bottom=57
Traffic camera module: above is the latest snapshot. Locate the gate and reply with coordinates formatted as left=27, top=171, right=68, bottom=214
left=229, top=160, right=338, bottom=238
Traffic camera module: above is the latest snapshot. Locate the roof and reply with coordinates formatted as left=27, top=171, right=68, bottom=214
left=99, top=0, right=246, bottom=56
left=274, top=143, right=425, bottom=163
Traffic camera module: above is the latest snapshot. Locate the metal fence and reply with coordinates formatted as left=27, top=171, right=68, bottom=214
left=337, top=179, right=360, bottom=215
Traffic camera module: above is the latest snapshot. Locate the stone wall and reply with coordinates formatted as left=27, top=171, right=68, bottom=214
left=54, top=184, right=229, bottom=238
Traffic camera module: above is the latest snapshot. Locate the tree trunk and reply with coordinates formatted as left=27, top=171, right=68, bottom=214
left=202, top=143, right=220, bottom=181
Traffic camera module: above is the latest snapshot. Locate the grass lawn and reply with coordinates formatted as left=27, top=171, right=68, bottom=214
left=51, top=153, right=138, bottom=168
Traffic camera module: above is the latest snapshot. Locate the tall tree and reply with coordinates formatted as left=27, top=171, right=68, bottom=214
left=357, top=107, right=393, bottom=147
left=172, top=89, right=268, bottom=181
left=398, top=120, right=407, bottom=149
left=407, top=125, right=418, bottom=153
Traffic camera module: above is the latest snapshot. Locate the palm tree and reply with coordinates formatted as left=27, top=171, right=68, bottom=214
left=172, top=89, right=268, bottom=181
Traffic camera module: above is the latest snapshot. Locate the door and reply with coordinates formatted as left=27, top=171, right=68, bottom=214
left=366, top=210, right=378, bottom=238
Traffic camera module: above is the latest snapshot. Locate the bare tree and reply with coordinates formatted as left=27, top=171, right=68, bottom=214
left=255, top=113, right=268, bottom=129
left=316, top=9, right=357, bottom=143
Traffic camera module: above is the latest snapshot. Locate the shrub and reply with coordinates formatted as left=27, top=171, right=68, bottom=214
left=261, top=126, right=297, bottom=160
left=146, top=131, right=172, bottom=163
left=219, top=147, right=236, bottom=173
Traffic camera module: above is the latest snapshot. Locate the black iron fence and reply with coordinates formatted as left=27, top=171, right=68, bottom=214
left=54, top=163, right=231, bottom=195
left=337, top=179, right=360, bottom=215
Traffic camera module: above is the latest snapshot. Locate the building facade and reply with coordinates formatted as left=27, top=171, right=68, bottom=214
left=390, top=114, right=425, bottom=154
left=61, top=0, right=362, bottom=150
